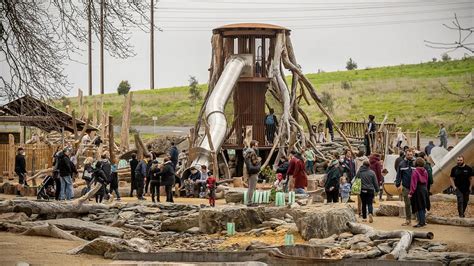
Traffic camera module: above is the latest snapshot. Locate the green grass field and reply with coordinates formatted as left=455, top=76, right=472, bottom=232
left=59, top=58, right=474, bottom=136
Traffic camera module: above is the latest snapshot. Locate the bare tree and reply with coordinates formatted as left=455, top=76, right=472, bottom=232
left=0, top=0, right=154, bottom=102
left=424, top=14, right=473, bottom=54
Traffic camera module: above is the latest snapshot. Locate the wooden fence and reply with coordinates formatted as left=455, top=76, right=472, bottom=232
left=0, top=137, right=59, bottom=178
left=339, top=121, right=397, bottom=140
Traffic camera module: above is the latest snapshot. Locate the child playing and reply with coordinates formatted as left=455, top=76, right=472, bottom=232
left=207, top=175, right=217, bottom=207
left=340, top=176, right=351, bottom=203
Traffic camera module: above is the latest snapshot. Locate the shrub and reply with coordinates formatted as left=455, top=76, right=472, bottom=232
left=441, top=53, right=451, bottom=62
left=117, top=80, right=131, bottom=95
left=346, top=58, right=358, bottom=70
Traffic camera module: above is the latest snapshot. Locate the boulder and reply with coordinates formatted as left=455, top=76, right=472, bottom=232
left=0, top=212, right=29, bottom=222
left=308, top=234, right=337, bottom=246
left=118, top=211, right=135, bottom=220
left=44, top=218, right=124, bottom=239
left=291, top=204, right=356, bottom=240
left=68, top=236, right=151, bottom=259
left=199, top=206, right=266, bottom=234
left=224, top=190, right=245, bottom=204
left=161, top=213, right=199, bottom=232
left=375, top=202, right=402, bottom=217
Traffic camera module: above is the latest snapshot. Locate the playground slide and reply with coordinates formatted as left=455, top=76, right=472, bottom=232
left=184, top=55, right=250, bottom=176
left=430, top=129, right=474, bottom=194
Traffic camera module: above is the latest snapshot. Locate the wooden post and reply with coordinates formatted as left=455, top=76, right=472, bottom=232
left=109, top=116, right=115, bottom=163
left=416, top=130, right=421, bottom=151
left=78, top=88, right=84, bottom=119
left=8, top=134, right=15, bottom=180
left=88, top=0, right=92, bottom=96
left=150, top=0, right=154, bottom=90
left=92, top=100, right=98, bottom=126
left=120, top=92, right=132, bottom=152
left=100, top=0, right=105, bottom=95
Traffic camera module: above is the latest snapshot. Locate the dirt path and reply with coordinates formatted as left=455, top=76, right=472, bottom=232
left=0, top=232, right=111, bottom=266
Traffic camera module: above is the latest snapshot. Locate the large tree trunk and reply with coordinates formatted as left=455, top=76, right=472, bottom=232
left=22, top=223, right=84, bottom=241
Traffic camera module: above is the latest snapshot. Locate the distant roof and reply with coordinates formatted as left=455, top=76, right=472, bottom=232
left=213, top=23, right=289, bottom=31
left=0, top=95, right=98, bottom=133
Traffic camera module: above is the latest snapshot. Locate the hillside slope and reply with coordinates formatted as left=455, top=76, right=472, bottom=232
left=59, top=58, right=474, bottom=136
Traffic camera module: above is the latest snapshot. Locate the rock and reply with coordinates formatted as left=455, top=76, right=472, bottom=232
left=291, top=204, right=356, bottom=240
left=224, top=190, right=244, bottom=204
left=351, top=241, right=369, bottom=250
left=308, top=234, right=337, bottom=246
left=186, top=227, right=201, bottom=234
left=0, top=212, right=29, bottom=222
left=44, top=218, right=124, bottom=240
left=118, top=211, right=135, bottom=220
left=296, top=198, right=309, bottom=206
left=68, top=236, right=151, bottom=258
left=199, top=206, right=266, bottom=234
left=263, top=206, right=291, bottom=220
left=284, top=214, right=294, bottom=220
left=377, top=243, right=393, bottom=254
left=347, top=234, right=371, bottom=245
left=366, top=247, right=382, bottom=258
left=338, top=232, right=353, bottom=239
left=275, top=223, right=298, bottom=234
left=375, top=202, right=402, bottom=216
left=161, top=213, right=199, bottom=232
left=428, top=245, right=448, bottom=252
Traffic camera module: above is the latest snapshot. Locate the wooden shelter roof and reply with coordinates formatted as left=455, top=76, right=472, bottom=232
left=0, top=95, right=97, bottom=133
left=213, top=23, right=289, bottom=35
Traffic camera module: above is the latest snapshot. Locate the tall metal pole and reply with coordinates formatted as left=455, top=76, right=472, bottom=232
left=88, top=0, right=92, bottom=96
left=100, top=0, right=105, bottom=95
left=150, top=0, right=155, bottom=90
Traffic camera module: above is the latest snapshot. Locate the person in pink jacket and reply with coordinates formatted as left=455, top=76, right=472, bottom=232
left=409, top=157, right=431, bottom=228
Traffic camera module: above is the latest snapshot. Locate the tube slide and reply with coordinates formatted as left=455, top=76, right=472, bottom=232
left=184, top=55, right=250, bottom=177
left=430, top=129, right=473, bottom=194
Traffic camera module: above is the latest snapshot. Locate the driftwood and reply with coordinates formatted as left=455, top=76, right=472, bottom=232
left=110, top=218, right=157, bottom=236
left=346, top=222, right=434, bottom=260
left=426, top=214, right=474, bottom=227
left=22, top=223, right=84, bottom=241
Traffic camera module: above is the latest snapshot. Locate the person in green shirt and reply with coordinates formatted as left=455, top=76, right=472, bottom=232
left=304, top=147, right=316, bottom=175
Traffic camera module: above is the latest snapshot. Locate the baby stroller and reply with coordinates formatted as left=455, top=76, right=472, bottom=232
left=37, top=175, right=56, bottom=200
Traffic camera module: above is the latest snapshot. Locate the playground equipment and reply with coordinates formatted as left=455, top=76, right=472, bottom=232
left=184, top=23, right=351, bottom=178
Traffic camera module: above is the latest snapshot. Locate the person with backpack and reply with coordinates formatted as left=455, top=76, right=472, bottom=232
left=135, top=154, right=150, bottom=200
left=93, top=161, right=108, bottom=203
left=245, top=140, right=261, bottom=206
left=264, top=109, right=278, bottom=144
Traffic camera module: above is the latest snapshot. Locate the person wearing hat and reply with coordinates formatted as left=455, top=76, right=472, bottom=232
left=325, top=159, right=342, bottom=203
left=15, top=147, right=28, bottom=191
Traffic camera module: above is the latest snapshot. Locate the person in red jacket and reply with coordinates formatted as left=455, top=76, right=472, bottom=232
left=369, top=153, right=383, bottom=199
left=207, top=174, right=217, bottom=207
left=287, top=150, right=308, bottom=194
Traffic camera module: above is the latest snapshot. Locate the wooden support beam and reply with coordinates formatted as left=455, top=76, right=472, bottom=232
left=8, top=134, right=15, bottom=180
left=109, top=116, right=115, bottom=163
left=203, top=119, right=219, bottom=179
left=120, top=92, right=132, bottom=152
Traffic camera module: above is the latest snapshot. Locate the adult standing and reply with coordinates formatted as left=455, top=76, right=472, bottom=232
left=365, top=115, right=377, bottom=156
left=52, top=147, right=62, bottom=200
left=424, top=141, right=435, bottom=156
left=438, top=123, right=448, bottom=149
left=244, top=140, right=260, bottom=206
left=369, top=153, right=383, bottom=198
left=264, top=109, right=278, bottom=144
left=57, top=148, right=74, bottom=200
left=169, top=142, right=179, bottom=170
left=159, top=157, right=176, bottom=203
left=354, top=150, right=368, bottom=215
left=287, top=151, right=308, bottom=194
left=82, top=157, right=94, bottom=195
left=325, top=160, right=341, bottom=203
left=304, top=147, right=316, bottom=175
left=129, top=153, right=139, bottom=197
left=149, top=160, right=161, bottom=203
left=325, top=118, right=334, bottom=142
left=409, top=157, right=430, bottom=227
left=341, top=150, right=356, bottom=183
left=394, top=151, right=405, bottom=173
left=418, top=152, right=433, bottom=193
left=395, top=127, right=407, bottom=149
left=395, top=149, right=416, bottom=226
left=15, top=147, right=28, bottom=190
left=450, top=156, right=473, bottom=218
left=359, top=160, right=379, bottom=223
left=135, top=154, right=150, bottom=200
left=144, top=153, right=154, bottom=195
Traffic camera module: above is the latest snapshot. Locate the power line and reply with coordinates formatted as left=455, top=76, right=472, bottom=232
left=152, top=14, right=473, bottom=31
left=154, top=7, right=469, bottom=22
left=155, top=1, right=472, bottom=13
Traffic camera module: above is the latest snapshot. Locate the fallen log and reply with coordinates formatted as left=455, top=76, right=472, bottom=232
left=22, top=223, right=84, bottom=241
left=426, top=214, right=474, bottom=227
left=346, top=222, right=434, bottom=260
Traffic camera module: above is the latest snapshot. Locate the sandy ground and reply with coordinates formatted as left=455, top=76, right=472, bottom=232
left=0, top=232, right=111, bottom=266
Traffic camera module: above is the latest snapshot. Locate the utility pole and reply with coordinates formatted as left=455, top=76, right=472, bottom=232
left=150, top=0, right=155, bottom=90
left=88, top=0, right=92, bottom=96
left=100, top=0, right=105, bottom=95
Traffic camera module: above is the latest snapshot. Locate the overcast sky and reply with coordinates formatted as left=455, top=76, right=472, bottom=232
left=63, top=0, right=473, bottom=96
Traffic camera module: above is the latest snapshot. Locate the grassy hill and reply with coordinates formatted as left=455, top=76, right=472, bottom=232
left=59, top=58, right=474, bottom=136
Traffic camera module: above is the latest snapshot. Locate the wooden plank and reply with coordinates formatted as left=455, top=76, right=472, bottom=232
left=8, top=134, right=15, bottom=179
left=109, top=116, right=115, bottom=163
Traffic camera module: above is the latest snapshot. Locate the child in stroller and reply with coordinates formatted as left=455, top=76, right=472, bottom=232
left=37, top=175, right=56, bottom=200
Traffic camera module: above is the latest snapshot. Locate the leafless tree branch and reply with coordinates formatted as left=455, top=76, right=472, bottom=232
left=424, top=13, right=474, bottom=54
